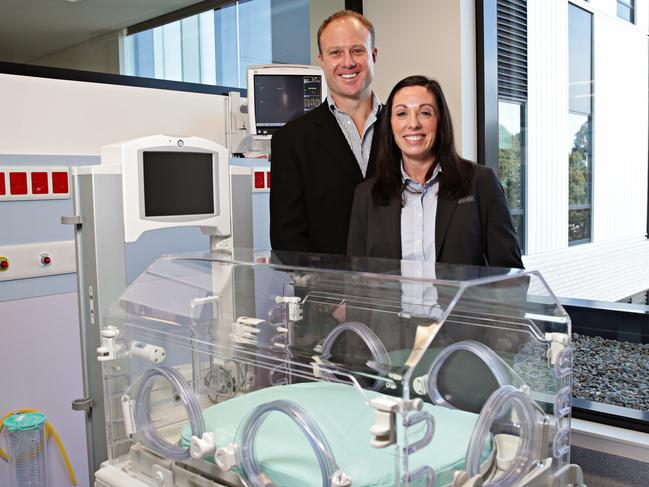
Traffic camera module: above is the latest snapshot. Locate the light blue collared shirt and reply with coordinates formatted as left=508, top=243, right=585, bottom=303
left=400, top=163, right=441, bottom=262
left=327, top=93, right=381, bottom=177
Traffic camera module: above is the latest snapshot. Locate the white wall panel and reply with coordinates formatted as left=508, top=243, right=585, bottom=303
left=0, top=293, right=89, bottom=487
left=0, top=74, right=228, bottom=155
left=364, top=0, right=477, bottom=158
left=526, top=0, right=570, bottom=255
left=309, top=0, right=344, bottom=65
left=637, top=0, right=649, bottom=32
left=32, top=30, right=122, bottom=74
left=592, top=13, right=648, bottom=241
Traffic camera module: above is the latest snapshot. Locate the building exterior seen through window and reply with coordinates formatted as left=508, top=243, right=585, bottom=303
left=568, top=4, right=593, bottom=245
left=123, top=0, right=310, bottom=88
left=498, top=100, right=526, bottom=251
left=617, top=0, right=635, bottom=22
left=495, top=0, right=528, bottom=251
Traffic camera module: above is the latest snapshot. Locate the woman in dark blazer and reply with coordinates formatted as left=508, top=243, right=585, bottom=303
left=347, top=75, right=523, bottom=268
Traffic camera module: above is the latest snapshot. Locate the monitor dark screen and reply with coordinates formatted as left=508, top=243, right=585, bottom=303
left=143, top=151, right=215, bottom=217
left=253, top=74, right=322, bottom=135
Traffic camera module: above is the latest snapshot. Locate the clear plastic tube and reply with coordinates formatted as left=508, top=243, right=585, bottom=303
left=236, top=399, right=340, bottom=487
left=133, top=366, right=205, bottom=460
left=464, top=385, right=540, bottom=486
left=426, top=340, right=512, bottom=409
left=318, top=321, right=390, bottom=391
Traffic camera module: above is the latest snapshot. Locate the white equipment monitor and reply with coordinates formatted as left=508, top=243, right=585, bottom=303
left=247, top=64, right=327, bottom=137
left=101, top=135, right=231, bottom=242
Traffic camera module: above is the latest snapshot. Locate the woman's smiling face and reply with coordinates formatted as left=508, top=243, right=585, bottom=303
left=391, top=85, right=439, bottom=166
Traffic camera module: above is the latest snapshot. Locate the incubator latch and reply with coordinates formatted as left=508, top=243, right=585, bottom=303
left=97, top=327, right=118, bottom=362
left=545, top=332, right=569, bottom=365
left=129, top=341, right=166, bottom=363
left=232, top=316, right=265, bottom=345
left=275, top=296, right=303, bottom=321
left=311, top=355, right=325, bottom=378
left=190, top=432, right=216, bottom=460
left=215, top=443, right=238, bottom=471
left=369, top=396, right=400, bottom=448
left=331, top=470, right=352, bottom=487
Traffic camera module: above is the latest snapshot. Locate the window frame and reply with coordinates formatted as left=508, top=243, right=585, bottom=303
left=0, top=1, right=363, bottom=94
left=616, top=0, right=635, bottom=24
left=476, top=0, right=527, bottom=252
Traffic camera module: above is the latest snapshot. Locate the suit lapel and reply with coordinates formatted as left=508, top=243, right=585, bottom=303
left=436, top=196, right=458, bottom=260
left=378, top=197, right=402, bottom=258
left=312, top=104, right=364, bottom=182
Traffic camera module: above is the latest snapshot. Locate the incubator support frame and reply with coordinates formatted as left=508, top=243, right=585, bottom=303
left=68, top=157, right=255, bottom=481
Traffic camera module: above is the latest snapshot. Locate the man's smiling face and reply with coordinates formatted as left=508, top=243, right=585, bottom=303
left=317, top=16, right=376, bottom=105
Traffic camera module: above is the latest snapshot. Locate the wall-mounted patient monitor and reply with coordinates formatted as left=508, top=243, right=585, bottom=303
left=101, top=135, right=231, bottom=242
left=246, top=64, right=328, bottom=138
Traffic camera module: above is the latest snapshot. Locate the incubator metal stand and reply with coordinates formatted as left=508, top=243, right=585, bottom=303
left=93, top=251, right=585, bottom=487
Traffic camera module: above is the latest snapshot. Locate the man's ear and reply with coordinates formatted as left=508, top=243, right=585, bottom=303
left=372, top=48, right=378, bottom=63
left=317, top=52, right=324, bottom=68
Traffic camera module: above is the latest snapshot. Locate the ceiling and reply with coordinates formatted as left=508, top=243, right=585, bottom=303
left=0, top=0, right=207, bottom=63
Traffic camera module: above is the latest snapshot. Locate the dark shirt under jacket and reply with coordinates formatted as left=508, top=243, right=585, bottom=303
left=270, top=103, right=381, bottom=255
left=347, top=164, right=524, bottom=268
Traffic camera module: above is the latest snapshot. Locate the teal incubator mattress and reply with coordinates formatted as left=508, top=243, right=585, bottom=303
left=180, top=382, right=490, bottom=486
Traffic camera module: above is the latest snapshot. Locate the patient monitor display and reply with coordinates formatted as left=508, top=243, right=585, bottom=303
left=247, top=65, right=327, bottom=136
left=143, top=151, right=215, bottom=217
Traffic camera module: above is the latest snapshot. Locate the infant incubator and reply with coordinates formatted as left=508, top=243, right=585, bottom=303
left=94, top=250, right=584, bottom=487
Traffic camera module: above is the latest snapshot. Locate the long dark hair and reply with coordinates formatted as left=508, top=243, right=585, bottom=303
left=372, top=75, right=474, bottom=206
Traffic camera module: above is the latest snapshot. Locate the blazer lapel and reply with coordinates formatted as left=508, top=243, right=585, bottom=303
left=312, top=104, right=364, bottom=182
left=436, top=196, right=458, bottom=260
left=378, top=197, right=402, bottom=258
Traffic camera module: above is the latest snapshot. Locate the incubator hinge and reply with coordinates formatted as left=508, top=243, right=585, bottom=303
left=97, top=326, right=119, bottom=362
left=275, top=296, right=303, bottom=321
left=71, top=398, right=93, bottom=412
left=121, top=395, right=136, bottom=437
left=544, top=332, right=569, bottom=366
left=310, top=355, right=335, bottom=379
left=368, top=397, right=400, bottom=448
left=412, top=375, right=428, bottom=396
left=369, top=396, right=424, bottom=449
left=61, top=215, right=83, bottom=226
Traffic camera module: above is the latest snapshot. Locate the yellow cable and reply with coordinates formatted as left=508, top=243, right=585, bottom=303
left=0, top=408, right=77, bottom=485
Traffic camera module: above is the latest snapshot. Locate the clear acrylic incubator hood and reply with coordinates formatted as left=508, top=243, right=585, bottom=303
left=96, top=250, right=584, bottom=487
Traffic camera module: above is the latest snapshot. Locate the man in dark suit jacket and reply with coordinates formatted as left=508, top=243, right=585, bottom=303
left=270, top=10, right=381, bottom=255
left=347, top=164, right=524, bottom=268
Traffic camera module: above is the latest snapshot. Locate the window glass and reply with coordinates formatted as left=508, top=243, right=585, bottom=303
left=568, top=4, right=593, bottom=244
left=498, top=100, right=526, bottom=250
left=123, top=0, right=311, bottom=88
left=568, top=113, right=592, bottom=244
left=568, top=5, right=592, bottom=115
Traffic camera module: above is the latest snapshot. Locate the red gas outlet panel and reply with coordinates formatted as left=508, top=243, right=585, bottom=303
left=0, top=166, right=70, bottom=201
left=251, top=168, right=271, bottom=193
